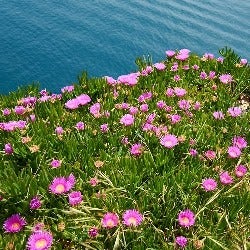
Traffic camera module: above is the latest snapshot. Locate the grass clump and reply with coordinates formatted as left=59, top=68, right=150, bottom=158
left=0, top=48, right=249, bottom=249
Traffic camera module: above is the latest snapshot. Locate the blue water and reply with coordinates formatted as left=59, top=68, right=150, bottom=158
left=0, top=0, right=249, bottom=94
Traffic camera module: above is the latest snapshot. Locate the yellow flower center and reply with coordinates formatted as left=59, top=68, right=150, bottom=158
left=106, top=219, right=114, bottom=227
left=11, top=222, right=20, bottom=230
left=181, top=217, right=189, bottom=225
left=127, top=217, right=137, bottom=226
left=55, top=184, right=65, bottom=193
left=35, top=239, right=47, bottom=249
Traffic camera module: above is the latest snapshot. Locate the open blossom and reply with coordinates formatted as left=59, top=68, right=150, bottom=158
left=122, top=209, right=143, bottom=227
left=55, top=126, right=64, bottom=135
left=175, top=236, right=188, bottom=248
left=232, top=136, right=247, bottom=149
left=189, top=148, right=198, bottom=156
left=228, top=146, right=241, bottom=158
left=219, top=74, right=233, bottom=84
left=3, top=214, right=27, bottom=233
left=140, top=103, right=149, bottom=112
left=166, top=50, right=176, bottom=57
left=204, top=150, right=216, bottom=160
left=61, top=85, right=74, bottom=93
left=2, top=108, right=11, bottom=116
left=178, top=100, right=191, bottom=110
left=100, top=123, right=109, bottom=133
left=240, top=59, right=247, bottom=65
left=130, top=143, right=143, bottom=156
left=75, top=121, right=85, bottom=130
left=166, top=88, right=174, bottom=97
left=160, top=134, right=178, bottom=148
left=101, top=212, right=119, bottom=229
left=200, top=71, right=207, bottom=79
left=227, top=107, right=242, bottom=117
left=14, top=105, right=26, bottom=115
left=138, top=92, right=152, bottom=102
left=104, top=76, right=117, bottom=86
left=178, top=210, right=195, bottom=228
left=68, top=191, right=83, bottom=206
left=129, top=106, right=139, bottom=115
left=49, top=174, right=75, bottom=194
left=120, top=114, right=134, bottom=126
left=171, top=62, right=178, bottom=72
left=235, top=165, right=247, bottom=177
left=90, top=103, right=101, bottom=118
left=118, top=72, right=139, bottom=86
left=174, top=87, right=187, bottom=97
left=27, top=231, right=53, bottom=250
left=202, top=178, right=217, bottom=191
left=220, top=171, right=233, bottom=185
left=154, top=62, right=166, bottom=71
left=50, top=159, right=61, bottom=168
left=170, top=114, right=181, bottom=124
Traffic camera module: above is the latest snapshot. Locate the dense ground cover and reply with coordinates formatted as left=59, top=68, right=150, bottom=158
left=0, top=48, right=249, bottom=249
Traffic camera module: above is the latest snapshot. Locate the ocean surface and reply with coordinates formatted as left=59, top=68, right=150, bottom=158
left=0, top=0, right=249, bottom=94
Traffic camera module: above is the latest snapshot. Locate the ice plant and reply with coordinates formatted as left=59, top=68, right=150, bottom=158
left=30, top=196, right=42, bottom=210
left=219, top=74, right=233, bottom=84
left=68, top=191, right=83, bottom=206
left=101, top=212, right=119, bottom=229
left=50, top=159, right=61, bottom=168
left=49, top=174, right=75, bottom=194
left=27, top=231, right=53, bottom=250
left=235, top=165, right=247, bottom=178
left=120, top=114, right=134, bottom=126
left=213, top=111, right=224, bottom=120
left=160, top=134, right=178, bottom=148
left=175, top=236, right=188, bottom=248
left=232, top=136, right=247, bottom=149
left=178, top=210, right=195, bottom=228
left=202, top=178, right=217, bottom=191
left=3, top=214, right=27, bottom=233
left=130, top=143, right=143, bottom=156
left=220, top=171, right=233, bottom=185
left=227, top=107, right=242, bottom=117
left=228, top=146, right=241, bottom=158
left=4, top=143, right=14, bottom=155
left=122, top=209, right=143, bottom=227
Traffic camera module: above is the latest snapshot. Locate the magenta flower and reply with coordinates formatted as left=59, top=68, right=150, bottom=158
left=232, top=136, right=247, bottom=149
left=220, top=171, right=233, bottom=185
left=189, top=148, right=198, bottom=156
left=175, top=236, right=188, bottom=248
left=90, top=103, right=101, bottom=118
left=154, top=62, right=166, bottom=71
left=61, top=85, right=74, bottom=93
left=200, top=71, right=207, bottom=80
left=130, top=143, right=143, bottom=156
left=170, top=114, right=182, bottom=124
left=120, top=114, right=134, bottom=126
left=171, top=63, right=178, bottom=71
left=178, top=210, right=195, bottom=228
left=174, top=75, right=181, bottom=81
left=101, top=212, right=119, bottom=229
left=30, top=196, right=42, bottom=210
left=138, top=92, right=152, bottom=102
left=202, top=178, right=217, bottom=191
left=228, top=146, right=241, bottom=158
left=217, top=57, right=224, bottom=63
left=160, top=134, right=178, bottom=149
left=129, top=106, right=139, bottom=115
left=140, top=104, right=149, bottom=112
left=166, top=50, right=176, bottom=57
left=156, top=100, right=166, bottom=109
left=75, top=121, right=85, bottom=131
left=64, top=99, right=79, bottom=109
left=50, top=159, right=61, bottom=168
left=88, top=227, right=99, bottom=238
left=100, top=124, right=109, bottom=133
left=3, top=214, right=27, bottom=233
left=76, top=94, right=91, bottom=105
left=32, top=223, right=45, bottom=233
left=192, top=64, right=199, bottom=70
left=219, top=74, right=233, bottom=84
left=14, top=105, right=26, bottom=115
left=178, top=100, right=191, bottom=110
left=118, top=72, right=139, bottom=86
left=122, top=209, right=143, bottom=227
left=4, top=143, right=14, bottom=155
left=27, top=231, right=53, bottom=250
left=49, top=174, right=75, bottom=195
left=2, top=108, right=11, bottom=116
left=68, top=191, right=83, bottom=206
left=104, top=76, right=117, bottom=86
left=213, top=111, right=224, bottom=120
left=166, top=88, right=174, bottom=97
left=146, top=113, right=156, bottom=124
left=228, top=107, right=242, bottom=117
left=235, top=165, right=247, bottom=177
left=30, top=114, right=36, bottom=122
left=240, top=59, right=247, bottom=65
left=174, top=87, right=187, bottom=97
left=204, top=150, right=216, bottom=160
left=193, top=101, right=201, bottom=110
left=55, top=126, right=64, bottom=135
left=208, top=71, right=216, bottom=79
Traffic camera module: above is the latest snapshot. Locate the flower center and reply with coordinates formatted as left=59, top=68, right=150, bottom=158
left=35, top=239, right=47, bottom=249
left=11, top=222, right=20, bottom=230
left=106, top=219, right=115, bottom=228
left=127, top=217, right=137, bottom=226
left=181, top=217, right=189, bottom=225
left=55, top=184, right=66, bottom=193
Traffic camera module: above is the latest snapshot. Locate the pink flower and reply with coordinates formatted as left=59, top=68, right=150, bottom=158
left=2, top=108, right=11, bottom=116
left=76, top=94, right=91, bottom=105
left=138, top=92, right=152, bottom=102
left=130, top=143, right=143, bottom=156
left=154, top=62, right=166, bottom=71
left=61, top=85, right=74, bottom=93
left=175, top=236, right=188, bottom=248
left=175, top=49, right=190, bottom=61
left=29, top=196, right=42, bottom=210
left=90, top=103, right=101, bottom=118
left=65, top=99, right=79, bottom=109
left=160, top=134, right=178, bottom=148
left=75, top=121, right=85, bottom=131
left=166, top=88, right=174, bottom=97
left=193, top=101, right=201, bottom=110
left=170, top=114, right=181, bottom=124
left=200, top=71, right=207, bottom=79
left=192, top=64, right=199, bottom=70
left=204, top=150, right=216, bottom=160
left=88, top=227, right=99, bottom=238
left=228, top=107, right=242, bottom=117
left=49, top=174, right=75, bottom=195
left=166, top=50, right=176, bottom=57
left=3, top=214, right=27, bottom=233
left=146, top=113, right=156, bottom=124
left=118, top=72, right=139, bottom=86
left=121, top=137, right=129, bottom=145
left=101, top=212, right=119, bottom=229
left=140, top=104, right=149, bottom=112
left=100, top=124, right=109, bottom=133
left=220, top=171, right=233, bottom=185
left=55, top=126, right=64, bottom=135
left=189, top=148, right=198, bottom=156
left=213, top=111, right=224, bottom=120
left=235, top=165, right=247, bottom=177
left=208, top=71, right=216, bottom=79
left=178, top=100, right=191, bottom=110
left=202, top=178, right=217, bottom=191
left=68, top=191, right=83, bottom=206
left=178, top=210, right=195, bottom=228
left=174, top=87, right=187, bottom=97
left=50, top=159, right=61, bottom=168
left=156, top=100, right=166, bottom=109
left=174, top=75, right=181, bottom=81
left=122, top=209, right=143, bottom=227
left=27, top=231, right=53, bottom=250
left=228, top=146, right=241, bottom=158
left=4, top=143, right=13, bottom=155
left=129, top=106, right=139, bottom=115
left=14, top=106, right=26, bottom=115
left=217, top=57, right=224, bottom=63
left=240, top=59, right=247, bottom=65
left=120, top=114, right=134, bottom=126
left=105, top=76, right=117, bottom=86
left=219, top=74, right=233, bottom=84
left=89, top=177, right=99, bottom=187
left=232, top=136, right=247, bottom=149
